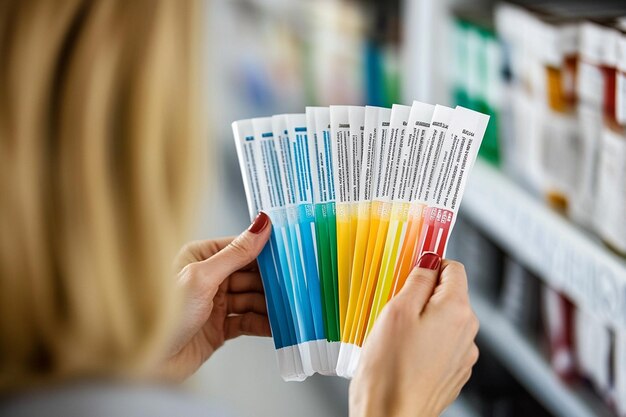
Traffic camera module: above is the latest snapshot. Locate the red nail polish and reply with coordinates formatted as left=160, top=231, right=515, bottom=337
left=248, top=211, right=269, bottom=234
left=417, top=251, right=441, bottom=270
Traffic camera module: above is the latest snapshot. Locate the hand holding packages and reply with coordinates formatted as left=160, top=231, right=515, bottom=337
left=232, top=101, right=489, bottom=380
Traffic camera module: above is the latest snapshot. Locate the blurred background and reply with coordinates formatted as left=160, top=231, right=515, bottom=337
left=193, top=0, right=626, bottom=416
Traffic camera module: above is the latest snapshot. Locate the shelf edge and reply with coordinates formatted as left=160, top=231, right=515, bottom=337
left=463, top=159, right=626, bottom=331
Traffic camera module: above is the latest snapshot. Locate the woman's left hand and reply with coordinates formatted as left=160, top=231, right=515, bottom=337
left=162, top=212, right=273, bottom=380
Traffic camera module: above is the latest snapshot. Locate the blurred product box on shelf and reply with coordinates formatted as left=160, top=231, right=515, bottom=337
left=450, top=10, right=501, bottom=165
left=223, top=0, right=401, bottom=120
left=542, top=286, right=577, bottom=382
left=616, top=329, right=626, bottom=416
left=500, top=257, right=541, bottom=337
left=449, top=216, right=620, bottom=415
left=446, top=216, right=504, bottom=302
left=448, top=1, right=626, bottom=257
left=574, top=308, right=613, bottom=404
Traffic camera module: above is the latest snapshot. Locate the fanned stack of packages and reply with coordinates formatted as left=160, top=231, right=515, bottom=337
left=232, top=102, right=489, bottom=380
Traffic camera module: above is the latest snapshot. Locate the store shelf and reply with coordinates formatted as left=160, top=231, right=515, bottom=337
left=463, top=159, right=626, bottom=331
left=472, top=293, right=614, bottom=417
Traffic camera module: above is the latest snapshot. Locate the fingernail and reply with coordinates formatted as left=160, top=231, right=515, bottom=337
left=248, top=211, right=269, bottom=234
left=417, top=251, right=441, bottom=270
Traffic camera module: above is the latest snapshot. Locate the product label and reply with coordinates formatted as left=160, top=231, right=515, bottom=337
left=392, top=102, right=434, bottom=203
left=330, top=106, right=352, bottom=204
left=381, top=105, right=411, bottom=201
left=306, top=108, right=322, bottom=204
left=349, top=107, right=365, bottom=202
left=372, top=111, right=392, bottom=200
left=311, top=108, right=334, bottom=203
left=273, top=115, right=297, bottom=207
left=417, top=105, right=455, bottom=204
left=233, top=119, right=263, bottom=217
left=287, top=115, right=314, bottom=205
left=417, top=106, right=489, bottom=256
left=253, top=118, right=284, bottom=210
left=397, top=102, right=435, bottom=203
left=359, top=106, right=382, bottom=202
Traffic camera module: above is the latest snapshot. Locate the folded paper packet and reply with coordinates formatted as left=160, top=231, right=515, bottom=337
left=232, top=102, right=489, bottom=381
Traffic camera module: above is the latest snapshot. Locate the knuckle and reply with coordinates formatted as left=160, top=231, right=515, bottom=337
left=469, top=344, right=480, bottom=366
left=231, top=295, right=243, bottom=312
left=179, top=262, right=202, bottom=285
left=452, top=305, right=473, bottom=326
left=409, top=275, right=433, bottom=294
left=447, top=261, right=466, bottom=275
left=382, top=300, right=408, bottom=324
left=450, top=290, right=469, bottom=306
left=179, top=265, right=212, bottom=296
left=240, top=314, right=252, bottom=333
left=228, top=235, right=254, bottom=261
left=470, top=313, right=480, bottom=335
left=180, top=240, right=200, bottom=255
left=406, top=268, right=425, bottom=282
left=427, top=294, right=446, bottom=310
left=249, top=294, right=260, bottom=310
left=464, top=368, right=473, bottom=383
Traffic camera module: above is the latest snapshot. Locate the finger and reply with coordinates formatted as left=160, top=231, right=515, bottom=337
left=225, top=312, right=271, bottom=340
left=181, top=237, right=234, bottom=260
left=228, top=271, right=265, bottom=293
left=436, top=260, right=469, bottom=298
left=397, top=251, right=441, bottom=314
left=198, top=212, right=271, bottom=286
left=177, top=238, right=260, bottom=272
left=227, top=293, right=268, bottom=315
left=174, top=237, right=234, bottom=271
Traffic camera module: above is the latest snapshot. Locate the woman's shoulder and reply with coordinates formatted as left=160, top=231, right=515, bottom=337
left=0, top=382, right=230, bottom=417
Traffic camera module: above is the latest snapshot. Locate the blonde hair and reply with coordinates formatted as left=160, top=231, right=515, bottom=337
left=0, top=0, right=202, bottom=390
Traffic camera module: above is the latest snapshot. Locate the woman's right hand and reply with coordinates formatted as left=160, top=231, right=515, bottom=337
left=350, top=253, right=479, bottom=417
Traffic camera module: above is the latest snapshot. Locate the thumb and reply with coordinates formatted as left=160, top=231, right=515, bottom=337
left=397, top=251, right=441, bottom=314
left=202, top=211, right=272, bottom=280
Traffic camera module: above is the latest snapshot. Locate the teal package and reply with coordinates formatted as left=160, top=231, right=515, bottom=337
left=256, top=242, right=286, bottom=349
left=286, top=207, right=316, bottom=342
left=270, top=210, right=305, bottom=345
left=297, top=203, right=326, bottom=342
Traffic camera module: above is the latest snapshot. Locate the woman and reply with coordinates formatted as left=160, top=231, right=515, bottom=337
left=0, top=1, right=479, bottom=416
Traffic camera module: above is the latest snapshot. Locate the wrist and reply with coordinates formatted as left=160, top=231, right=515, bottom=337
left=349, top=379, right=438, bottom=417
left=348, top=381, right=385, bottom=417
